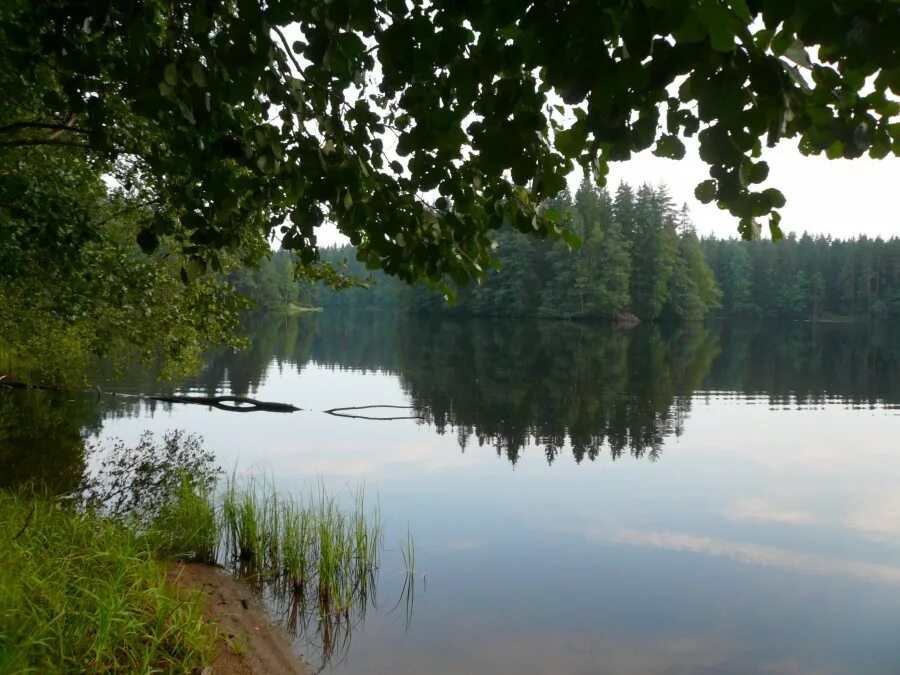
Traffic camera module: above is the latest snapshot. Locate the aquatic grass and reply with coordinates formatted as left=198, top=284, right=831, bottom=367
left=221, top=472, right=264, bottom=564
left=282, top=498, right=313, bottom=594
left=400, top=526, right=416, bottom=575
left=0, top=491, right=215, bottom=673
left=213, top=475, right=386, bottom=620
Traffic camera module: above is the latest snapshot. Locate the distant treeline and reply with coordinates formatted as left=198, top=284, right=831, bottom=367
left=702, top=234, right=900, bottom=320
left=234, top=180, right=900, bottom=321
left=318, top=180, right=720, bottom=321
left=228, top=247, right=315, bottom=311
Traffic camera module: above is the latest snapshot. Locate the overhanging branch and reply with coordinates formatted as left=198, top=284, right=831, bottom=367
left=0, top=121, right=89, bottom=135
left=0, top=138, right=91, bottom=149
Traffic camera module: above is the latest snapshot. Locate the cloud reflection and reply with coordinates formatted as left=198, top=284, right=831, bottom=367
left=725, top=498, right=815, bottom=526
left=613, top=530, right=900, bottom=586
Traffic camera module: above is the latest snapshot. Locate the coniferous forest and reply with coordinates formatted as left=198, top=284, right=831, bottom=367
left=237, top=180, right=900, bottom=323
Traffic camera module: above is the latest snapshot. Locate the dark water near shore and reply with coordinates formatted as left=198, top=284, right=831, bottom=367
left=3, top=315, right=900, bottom=674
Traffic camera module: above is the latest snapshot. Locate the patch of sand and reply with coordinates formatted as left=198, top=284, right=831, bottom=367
left=168, top=562, right=308, bottom=675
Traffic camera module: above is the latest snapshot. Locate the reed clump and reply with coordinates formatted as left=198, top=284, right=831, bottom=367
left=219, top=476, right=383, bottom=618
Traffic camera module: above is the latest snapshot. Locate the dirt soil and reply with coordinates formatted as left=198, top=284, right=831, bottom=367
left=168, top=561, right=309, bottom=675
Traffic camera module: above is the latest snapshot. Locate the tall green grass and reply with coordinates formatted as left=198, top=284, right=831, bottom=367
left=0, top=492, right=215, bottom=673
left=1, top=472, right=394, bottom=673
left=151, top=475, right=219, bottom=564
left=219, top=476, right=383, bottom=619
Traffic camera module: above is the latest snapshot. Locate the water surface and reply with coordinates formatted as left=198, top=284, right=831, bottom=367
left=3, top=315, right=899, bottom=674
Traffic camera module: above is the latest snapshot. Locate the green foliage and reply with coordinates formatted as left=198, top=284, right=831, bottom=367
left=81, top=430, right=220, bottom=522
left=0, top=140, right=250, bottom=386
left=148, top=475, right=220, bottom=565
left=0, top=492, right=215, bottom=673
left=701, top=234, right=900, bottom=319
left=2, top=0, right=897, bottom=297
left=228, top=249, right=317, bottom=311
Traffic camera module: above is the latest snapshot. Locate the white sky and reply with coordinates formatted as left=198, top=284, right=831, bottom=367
left=601, top=138, right=900, bottom=240
left=317, top=143, right=899, bottom=246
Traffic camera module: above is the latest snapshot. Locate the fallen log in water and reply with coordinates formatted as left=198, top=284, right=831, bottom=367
left=147, top=394, right=301, bottom=413
left=0, top=376, right=62, bottom=391
left=3, top=377, right=418, bottom=419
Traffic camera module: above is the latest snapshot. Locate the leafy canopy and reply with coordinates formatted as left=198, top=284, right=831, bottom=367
left=2, top=0, right=899, bottom=290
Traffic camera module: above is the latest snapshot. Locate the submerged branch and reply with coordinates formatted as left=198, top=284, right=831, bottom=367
left=323, top=404, right=424, bottom=421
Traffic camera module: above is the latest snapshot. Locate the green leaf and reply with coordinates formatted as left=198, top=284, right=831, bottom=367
left=396, top=133, right=414, bottom=157
left=343, top=192, right=353, bottom=210
left=753, top=28, right=773, bottom=51
left=826, top=140, right=844, bottom=159
left=771, top=30, right=794, bottom=56
left=364, top=252, right=381, bottom=270
left=653, top=135, right=686, bottom=160
left=560, top=227, right=582, bottom=250
left=164, top=63, right=178, bottom=87
left=762, top=187, right=786, bottom=208
left=696, top=4, right=739, bottom=52
left=769, top=211, right=783, bottom=240
left=544, top=207, right=562, bottom=224
left=191, top=62, right=207, bottom=88
left=136, top=228, right=159, bottom=254
left=694, top=180, right=717, bottom=203
left=740, top=160, right=769, bottom=185
left=555, top=122, right=588, bottom=158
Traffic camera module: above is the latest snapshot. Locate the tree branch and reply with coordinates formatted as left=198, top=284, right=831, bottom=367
left=0, top=120, right=89, bottom=135
left=0, top=138, right=91, bottom=149
left=272, top=26, right=305, bottom=77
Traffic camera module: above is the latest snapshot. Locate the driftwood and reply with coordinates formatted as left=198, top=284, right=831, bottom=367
left=147, top=394, right=301, bottom=413
left=0, top=377, right=62, bottom=391
left=4, top=376, right=420, bottom=419
left=323, top=404, right=424, bottom=421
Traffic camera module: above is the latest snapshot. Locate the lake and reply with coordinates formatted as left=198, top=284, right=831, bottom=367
left=3, top=314, right=900, bottom=674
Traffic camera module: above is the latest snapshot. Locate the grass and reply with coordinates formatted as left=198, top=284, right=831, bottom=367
left=400, top=527, right=415, bottom=575
left=151, top=475, right=218, bottom=564
left=0, top=492, right=215, bottom=673
left=220, top=476, right=383, bottom=618
left=0, top=472, right=392, bottom=672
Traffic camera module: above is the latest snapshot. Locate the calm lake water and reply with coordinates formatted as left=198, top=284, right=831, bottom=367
left=4, top=314, right=900, bottom=674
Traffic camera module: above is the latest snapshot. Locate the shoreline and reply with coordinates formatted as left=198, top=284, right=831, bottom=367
left=168, top=562, right=309, bottom=675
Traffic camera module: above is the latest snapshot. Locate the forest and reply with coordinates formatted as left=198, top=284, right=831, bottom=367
left=237, top=181, right=900, bottom=322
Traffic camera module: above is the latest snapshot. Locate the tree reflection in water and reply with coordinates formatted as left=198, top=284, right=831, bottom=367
left=3, top=314, right=897, bottom=487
